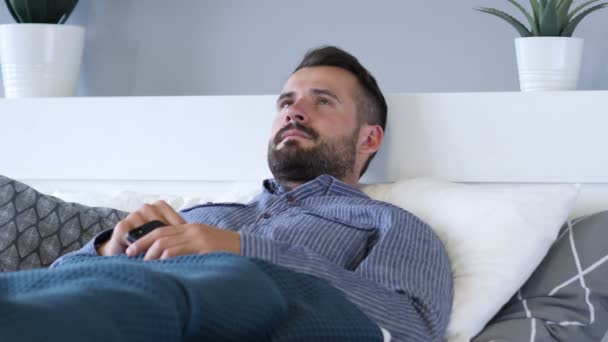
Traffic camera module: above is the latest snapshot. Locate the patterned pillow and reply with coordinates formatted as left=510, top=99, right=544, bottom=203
left=473, top=211, right=608, bottom=342
left=0, top=175, right=127, bottom=271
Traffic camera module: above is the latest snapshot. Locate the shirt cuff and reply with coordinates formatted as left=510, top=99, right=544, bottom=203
left=93, top=228, right=114, bottom=251
left=240, top=233, right=279, bottom=264
left=50, top=228, right=113, bottom=268
left=70, top=228, right=113, bottom=257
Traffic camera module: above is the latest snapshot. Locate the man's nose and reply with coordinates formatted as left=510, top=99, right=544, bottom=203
left=285, top=101, right=310, bottom=124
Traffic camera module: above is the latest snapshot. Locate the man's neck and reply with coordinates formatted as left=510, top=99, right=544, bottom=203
left=280, top=180, right=303, bottom=192
left=279, top=175, right=358, bottom=192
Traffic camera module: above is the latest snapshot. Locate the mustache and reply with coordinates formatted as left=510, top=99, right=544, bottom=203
left=273, top=123, right=319, bottom=145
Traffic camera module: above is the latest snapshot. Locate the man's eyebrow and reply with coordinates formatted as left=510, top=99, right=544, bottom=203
left=276, top=92, right=294, bottom=105
left=276, top=89, right=342, bottom=105
left=311, top=88, right=341, bottom=103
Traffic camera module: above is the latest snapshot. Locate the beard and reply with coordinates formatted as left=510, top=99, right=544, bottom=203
left=267, top=122, right=359, bottom=184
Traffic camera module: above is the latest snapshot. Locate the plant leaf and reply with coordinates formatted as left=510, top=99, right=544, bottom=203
left=47, top=0, right=63, bottom=24
left=3, top=0, right=79, bottom=24
left=568, top=0, right=602, bottom=19
left=4, top=0, right=24, bottom=22
left=58, top=0, right=79, bottom=24
left=23, top=0, right=32, bottom=23
left=39, top=0, right=49, bottom=23
left=476, top=7, right=533, bottom=37
left=539, top=0, right=560, bottom=35
left=556, top=0, right=573, bottom=10
left=507, top=0, right=539, bottom=35
left=561, top=3, right=608, bottom=36
left=8, top=0, right=32, bottom=22
left=557, top=0, right=573, bottom=30
left=23, top=0, right=53, bottom=23
left=530, top=0, right=542, bottom=24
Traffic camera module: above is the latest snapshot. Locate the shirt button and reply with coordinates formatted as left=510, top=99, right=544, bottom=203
left=261, top=212, right=271, bottom=219
left=286, top=195, right=295, bottom=203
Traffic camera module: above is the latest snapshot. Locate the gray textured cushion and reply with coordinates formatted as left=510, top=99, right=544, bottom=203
left=474, top=211, right=608, bottom=342
left=0, top=175, right=127, bottom=271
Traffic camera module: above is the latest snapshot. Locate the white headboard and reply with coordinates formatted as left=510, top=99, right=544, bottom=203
left=1, top=91, right=607, bottom=217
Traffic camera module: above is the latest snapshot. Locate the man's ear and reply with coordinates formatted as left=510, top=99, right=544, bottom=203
left=358, top=124, right=383, bottom=155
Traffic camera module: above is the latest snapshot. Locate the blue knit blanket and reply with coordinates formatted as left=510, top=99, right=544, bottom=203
left=0, top=253, right=382, bottom=341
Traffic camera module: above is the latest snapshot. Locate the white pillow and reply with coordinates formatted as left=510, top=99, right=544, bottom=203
left=52, top=184, right=261, bottom=213
left=361, top=178, right=579, bottom=342
left=52, top=179, right=579, bottom=341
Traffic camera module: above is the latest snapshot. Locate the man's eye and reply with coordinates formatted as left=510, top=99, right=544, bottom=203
left=318, top=98, right=331, bottom=105
left=280, top=101, right=292, bottom=109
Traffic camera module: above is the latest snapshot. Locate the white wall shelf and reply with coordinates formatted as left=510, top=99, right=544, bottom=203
left=1, top=91, right=607, bottom=184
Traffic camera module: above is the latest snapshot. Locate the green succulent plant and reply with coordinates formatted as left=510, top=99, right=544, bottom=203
left=476, top=0, right=608, bottom=37
left=4, top=0, right=79, bottom=24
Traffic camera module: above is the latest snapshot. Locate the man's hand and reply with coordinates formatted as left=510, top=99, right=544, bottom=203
left=97, top=200, right=240, bottom=259
left=98, top=200, right=186, bottom=256
left=125, top=223, right=240, bottom=260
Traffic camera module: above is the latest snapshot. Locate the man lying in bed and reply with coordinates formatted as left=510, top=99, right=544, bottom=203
left=12, top=46, right=452, bottom=341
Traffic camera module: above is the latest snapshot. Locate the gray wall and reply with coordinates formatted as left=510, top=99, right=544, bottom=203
left=1, top=0, right=607, bottom=97
left=1, top=3, right=608, bottom=340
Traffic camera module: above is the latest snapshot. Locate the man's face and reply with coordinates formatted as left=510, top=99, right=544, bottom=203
left=267, top=66, right=362, bottom=184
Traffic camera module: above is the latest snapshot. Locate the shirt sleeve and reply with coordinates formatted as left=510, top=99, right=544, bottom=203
left=50, top=229, right=113, bottom=268
left=240, top=211, right=453, bottom=342
left=53, top=210, right=193, bottom=267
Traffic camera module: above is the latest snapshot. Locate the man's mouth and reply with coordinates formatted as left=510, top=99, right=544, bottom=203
left=273, top=123, right=318, bottom=146
left=281, top=129, right=312, bottom=141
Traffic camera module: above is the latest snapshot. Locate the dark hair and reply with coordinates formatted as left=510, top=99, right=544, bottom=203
left=294, top=46, right=387, bottom=178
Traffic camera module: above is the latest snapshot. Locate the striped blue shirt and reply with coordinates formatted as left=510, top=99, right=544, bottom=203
left=56, top=175, right=453, bottom=341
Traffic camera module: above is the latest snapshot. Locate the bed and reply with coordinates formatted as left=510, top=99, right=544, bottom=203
left=1, top=91, right=608, bottom=341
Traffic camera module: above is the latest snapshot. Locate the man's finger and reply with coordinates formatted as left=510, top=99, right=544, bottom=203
left=153, top=200, right=186, bottom=226
left=160, top=243, right=196, bottom=260
left=138, top=203, right=171, bottom=225
left=118, top=212, right=146, bottom=232
left=115, top=212, right=146, bottom=245
left=99, top=212, right=146, bottom=256
left=143, top=238, right=190, bottom=261
left=126, top=225, right=182, bottom=257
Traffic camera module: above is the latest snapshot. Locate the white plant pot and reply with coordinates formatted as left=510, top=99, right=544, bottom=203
left=0, top=24, right=85, bottom=98
left=515, top=37, right=583, bottom=92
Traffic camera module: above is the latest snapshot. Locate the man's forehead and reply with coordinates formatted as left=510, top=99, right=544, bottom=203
left=281, top=66, right=358, bottom=95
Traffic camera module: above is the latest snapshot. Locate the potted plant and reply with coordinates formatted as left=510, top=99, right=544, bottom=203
left=0, top=0, right=84, bottom=98
left=476, top=0, right=607, bottom=91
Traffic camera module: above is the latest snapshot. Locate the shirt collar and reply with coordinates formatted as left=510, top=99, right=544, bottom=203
left=262, top=174, right=369, bottom=200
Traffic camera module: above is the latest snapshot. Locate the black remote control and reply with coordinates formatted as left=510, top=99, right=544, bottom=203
left=126, top=220, right=167, bottom=243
